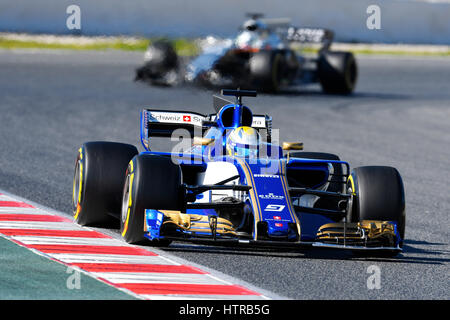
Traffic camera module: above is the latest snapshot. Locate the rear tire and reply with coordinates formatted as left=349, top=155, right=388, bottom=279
left=120, top=154, right=182, bottom=245
left=135, top=40, right=178, bottom=81
left=249, top=50, right=284, bottom=92
left=73, top=142, right=138, bottom=227
left=318, top=51, right=357, bottom=94
left=348, top=166, right=405, bottom=247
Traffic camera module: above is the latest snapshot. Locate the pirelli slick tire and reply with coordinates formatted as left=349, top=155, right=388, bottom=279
left=318, top=51, right=357, bottom=95
left=348, top=166, right=406, bottom=247
left=135, top=40, right=178, bottom=81
left=73, top=142, right=138, bottom=227
left=249, top=50, right=285, bottom=92
left=120, top=154, right=182, bottom=245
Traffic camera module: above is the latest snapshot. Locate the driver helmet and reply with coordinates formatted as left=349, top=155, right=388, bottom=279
left=236, top=19, right=268, bottom=50
left=243, top=19, right=259, bottom=31
left=226, top=126, right=260, bottom=158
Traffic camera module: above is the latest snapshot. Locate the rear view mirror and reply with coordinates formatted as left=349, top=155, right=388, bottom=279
left=193, top=137, right=215, bottom=146
left=282, top=142, right=303, bottom=151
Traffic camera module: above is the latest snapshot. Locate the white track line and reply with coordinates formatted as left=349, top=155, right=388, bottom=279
left=0, top=221, right=82, bottom=230
left=49, top=253, right=173, bottom=265
left=0, top=207, right=50, bottom=214
left=10, top=235, right=123, bottom=246
left=93, top=272, right=225, bottom=285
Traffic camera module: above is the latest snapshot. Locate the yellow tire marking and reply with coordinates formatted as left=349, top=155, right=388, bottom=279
left=348, top=175, right=356, bottom=195
left=121, top=160, right=134, bottom=237
left=74, top=148, right=83, bottom=220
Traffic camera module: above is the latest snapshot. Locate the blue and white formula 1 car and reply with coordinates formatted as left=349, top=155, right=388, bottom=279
left=72, top=89, right=405, bottom=256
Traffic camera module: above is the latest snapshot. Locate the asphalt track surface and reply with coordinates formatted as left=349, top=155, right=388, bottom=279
left=0, top=49, right=449, bottom=299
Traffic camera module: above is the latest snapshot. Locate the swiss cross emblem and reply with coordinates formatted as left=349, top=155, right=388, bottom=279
left=183, top=115, right=191, bottom=122
left=274, top=216, right=281, bottom=220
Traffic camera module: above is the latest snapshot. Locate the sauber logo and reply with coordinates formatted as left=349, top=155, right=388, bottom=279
left=264, top=204, right=285, bottom=212
left=259, top=193, right=284, bottom=200
left=182, top=115, right=191, bottom=122
left=254, top=174, right=279, bottom=178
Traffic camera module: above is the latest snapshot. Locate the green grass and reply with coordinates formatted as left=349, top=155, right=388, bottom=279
left=299, top=46, right=450, bottom=57
left=0, top=36, right=448, bottom=57
left=0, top=36, right=200, bottom=56
left=0, top=37, right=149, bottom=51
left=350, top=49, right=450, bottom=57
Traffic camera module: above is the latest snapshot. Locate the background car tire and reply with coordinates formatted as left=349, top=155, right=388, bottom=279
left=73, top=141, right=138, bottom=227
left=135, top=40, right=178, bottom=81
left=348, top=166, right=406, bottom=247
left=120, top=154, right=182, bottom=245
left=317, top=51, right=357, bottom=94
left=249, top=50, right=285, bottom=92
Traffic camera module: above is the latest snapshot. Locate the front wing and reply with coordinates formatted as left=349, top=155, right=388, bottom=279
left=144, top=209, right=402, bottom=253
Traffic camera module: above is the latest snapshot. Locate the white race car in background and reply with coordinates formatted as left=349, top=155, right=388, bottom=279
left=135, top=14, right=358, bottom=94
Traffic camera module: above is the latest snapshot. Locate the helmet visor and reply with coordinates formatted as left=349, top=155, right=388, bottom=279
left=230, top=142, right=258, bottom=158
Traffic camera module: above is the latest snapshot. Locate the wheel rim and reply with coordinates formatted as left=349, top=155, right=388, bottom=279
left=121, top=172, right=131, bottom=225
left=345, top=185, right=355, bottom=222
left=72, top=159, right=81, bottom=212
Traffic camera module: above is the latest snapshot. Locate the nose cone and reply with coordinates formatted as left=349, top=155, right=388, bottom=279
left=267, top=219, right=289, bottom=237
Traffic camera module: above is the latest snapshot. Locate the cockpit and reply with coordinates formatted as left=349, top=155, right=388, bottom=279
left=234, top=19, right=284, bottom=51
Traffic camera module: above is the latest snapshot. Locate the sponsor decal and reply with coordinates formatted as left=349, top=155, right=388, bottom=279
left=287, top=27, right=326, bottom=42
left=148, top=112, right=204, bottom=126
left=150, top=113, right=181, bottom=122
left=275, top=223, right=283, bottom=228
left=251, top=116, right=266, bottom=128
left=259, top=193, right=284, bottom=200
left=264, top=204, right=285, bottom=212
left=273, top=216, right=281, bottom=220
left=254, top=174, right=280, bottom=179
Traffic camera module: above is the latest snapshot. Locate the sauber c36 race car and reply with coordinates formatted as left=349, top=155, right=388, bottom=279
left=72, top=89, right=405, bottom=256
left=135, top=14, right=357, bottom=94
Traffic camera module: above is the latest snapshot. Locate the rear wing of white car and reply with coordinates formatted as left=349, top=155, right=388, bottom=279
left=285, top=27, right=334, bottom=50
left=243, top=14, right=334, bottom=49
